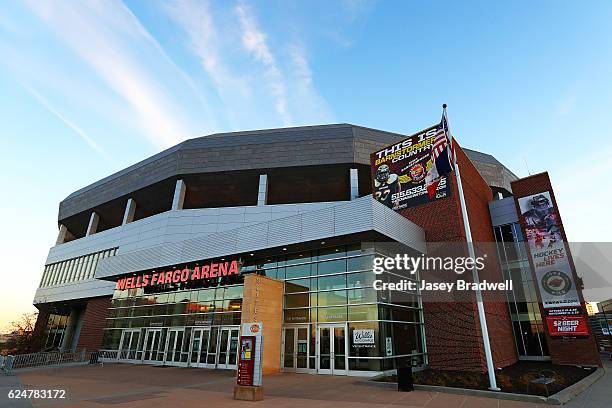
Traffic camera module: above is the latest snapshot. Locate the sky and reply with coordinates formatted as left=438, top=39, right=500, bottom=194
left=1, top=0, right=612, bottom=331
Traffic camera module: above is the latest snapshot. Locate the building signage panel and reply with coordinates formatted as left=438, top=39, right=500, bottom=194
left=115, top=259, right=241, bottom=290
left=546, top=315, right=589, bottom=337
left=237, top=336, right=256, bottom=386
left=517, top=192, right=580, bottom=309
left=370, top=125, right=451, bottom=210
left=237, top=322, right=263, bottom=387
left=353, top=329, right=375, bottom=345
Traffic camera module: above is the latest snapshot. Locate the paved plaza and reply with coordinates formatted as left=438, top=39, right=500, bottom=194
left=0, top=359, right=609, bottom=408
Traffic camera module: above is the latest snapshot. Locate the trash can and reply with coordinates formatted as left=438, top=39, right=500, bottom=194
left=397, top=366, right=414, bottom=392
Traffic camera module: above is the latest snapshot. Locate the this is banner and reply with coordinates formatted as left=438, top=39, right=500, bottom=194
left=518, top=191, right=580, bottom=309
left=546, top=315, right=589, bottom=337
left=370, top=125, right=451, bottom=210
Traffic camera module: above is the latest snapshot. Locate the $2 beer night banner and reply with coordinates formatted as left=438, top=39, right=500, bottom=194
left=370, top=115, right=453, bottom=211
left=116, top=259, right=241, bottom=290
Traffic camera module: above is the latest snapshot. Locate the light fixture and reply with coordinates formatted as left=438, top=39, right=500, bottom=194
left=282, top=247, right=287, bottom=251
left=250, top=253, right=254, bottom=256
left=321, top=241, right=326, bottom=245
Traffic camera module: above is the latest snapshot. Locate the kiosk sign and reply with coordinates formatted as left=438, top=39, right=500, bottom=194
left=237, top=322, right=263, bottom=387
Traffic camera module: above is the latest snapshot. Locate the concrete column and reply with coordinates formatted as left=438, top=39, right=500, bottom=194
left=171, top=179, right=186, bottom=210
left=122, top=198, right=137, bottom=225
left=85, top=212, right=99, bottom=237
left=257, top=174, right=268, bottom=206
left=56, top=224, right=68, bottom=245
left=350, top=168, right=359, bottom=200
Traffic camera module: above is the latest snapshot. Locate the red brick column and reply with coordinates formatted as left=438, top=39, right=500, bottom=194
left=511, top=172, right=601, bottom=367
left=399, top=144, right=517, bottom=372
left=76, top=296, right=112, bottom=352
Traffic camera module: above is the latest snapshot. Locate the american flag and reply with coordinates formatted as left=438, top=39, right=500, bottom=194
left=425, top=112, right=454, bottom=199
left=432, top=114, right=453, bottom=165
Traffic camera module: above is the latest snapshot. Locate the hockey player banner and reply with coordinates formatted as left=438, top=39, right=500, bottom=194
left=518, top=191, right=580, bottom=309
left=370, top=124, right=451, bottom=211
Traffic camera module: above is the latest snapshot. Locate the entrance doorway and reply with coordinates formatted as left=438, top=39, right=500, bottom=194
left=317, top=324, right=347, bottom=375
left=217, top=327, right=239, bottom=369
left=282, top=326, right=309, bottom=372
left=118, top=329, right=140, bottom=361
left=142, top=329, right=163, bottom=363
left=165, top=328, right=187, bottom=366
left=189, top=328, right=211, bottom=368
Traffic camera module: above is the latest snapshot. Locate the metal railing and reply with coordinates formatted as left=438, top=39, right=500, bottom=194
left=1, top=350, right=89, bottom=374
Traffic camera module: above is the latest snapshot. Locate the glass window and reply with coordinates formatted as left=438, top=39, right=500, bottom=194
left=347, top=271, right=375, bottom=288
left=317, top=290, right=347, bottom=307
left=285, top=293, right=309, bottom=308
left=348, top=305, right=378, bottom=321
left=317, top=259, right=347, bottom=275
left=347, top=288, right=378, bottom=304
left=317, top=274, right=346, bottom=290
left=197, top=289, right=215, bottom=302
left=285, top=251, right=313, bottom=265
left=284, top=309, right=309, bottom=323
left=317, top=246, right=345, bottom=260
left=317, top=306, right=347, bottom=322
left=285, top=264, right=311, bottom=279
left=285, top=278, right=313, bottom=293
left=347, top=255, right=374, bottom=272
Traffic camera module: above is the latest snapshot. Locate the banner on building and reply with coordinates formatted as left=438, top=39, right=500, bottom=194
left=546, top=315, right=589, bottom=337
left=370, top=124, right=451, bottom=211
left=518, top=191, right=581, bottom=309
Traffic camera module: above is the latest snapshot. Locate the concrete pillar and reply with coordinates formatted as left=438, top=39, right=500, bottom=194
left=60, top=308, right=80, bottom=352
left=122, top=198, right=137, bottom=225
left=350, top=168, right=359, bottom=200
left=56, top=224, right=68, bottom=245
left=85, top=212, right=99, bottom=237
left=257, top=174, right=268, bottom=206
left=171, top=179, right=186, bottom=210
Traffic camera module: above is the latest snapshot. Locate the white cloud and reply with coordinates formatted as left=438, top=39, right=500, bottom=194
left=23, top=0, right=195, bottom=149
left=235, top=2, right=292, bottom=125
left=24, top=85, right=110, bottom=160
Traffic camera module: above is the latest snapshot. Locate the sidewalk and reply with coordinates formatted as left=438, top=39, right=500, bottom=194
left=0, top=359, right=608, bottom=408
left=564, top=356, right=611, bottom=408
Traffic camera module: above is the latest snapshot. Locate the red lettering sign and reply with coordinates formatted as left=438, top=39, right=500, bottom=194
left=115, top=260, right=242, bottom=290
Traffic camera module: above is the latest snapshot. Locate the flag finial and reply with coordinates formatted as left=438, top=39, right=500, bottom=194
left=442, top=103, right=447, bottom=109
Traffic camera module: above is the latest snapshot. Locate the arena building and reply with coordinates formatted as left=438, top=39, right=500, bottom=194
left=30, top=124, right=601, bottom=375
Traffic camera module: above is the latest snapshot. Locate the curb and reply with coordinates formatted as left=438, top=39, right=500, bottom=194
left=363, top=367, right=604, bottom=406
left=547, top=367, right=604, bottom=405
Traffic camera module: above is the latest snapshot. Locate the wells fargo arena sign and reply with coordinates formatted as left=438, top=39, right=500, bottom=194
left=116, top=259, right=241, bottom=290
left=370, top=125, right=450, bottom=210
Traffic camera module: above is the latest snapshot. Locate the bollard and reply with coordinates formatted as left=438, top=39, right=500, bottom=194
left=397, top=366, right=414, bottom=392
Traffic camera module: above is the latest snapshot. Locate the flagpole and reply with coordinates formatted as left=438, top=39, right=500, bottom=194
left=443, top=103, right=500, bottom=391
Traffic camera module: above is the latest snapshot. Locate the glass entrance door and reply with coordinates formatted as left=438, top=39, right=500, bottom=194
left=164, top=328, right=186, bottom=366
left=217, top=327, right=239, bottom=369
left=118, top=329, right=140, bottom=361
left=317, top=324, right=347, bottom=375
left=283, top=326, right=310, bottom=372
left=142, top=329, right=162, bottom=363
left=189, top=328, right=211, bottom=368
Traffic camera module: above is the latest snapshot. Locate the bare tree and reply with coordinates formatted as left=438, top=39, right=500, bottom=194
left=2, top=312, right=39, bottom=354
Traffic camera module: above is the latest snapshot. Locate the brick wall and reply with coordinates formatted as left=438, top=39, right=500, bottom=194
left=511, top=172, right=601, bottom=367
left=241, top=274, right=284, bottom=374
left=399, top=143, right=517, bottom=372
left=76, top=296, right=112, bottom=352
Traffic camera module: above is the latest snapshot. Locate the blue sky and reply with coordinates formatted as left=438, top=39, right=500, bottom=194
left=1, top=0, right=611, bottom=328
